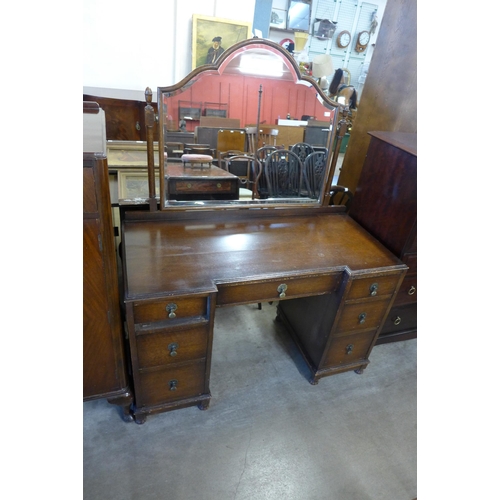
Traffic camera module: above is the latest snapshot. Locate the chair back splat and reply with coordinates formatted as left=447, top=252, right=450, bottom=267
left=303, top=150, right=328, bottom=199
left=262, top=149, right=306, bottom=199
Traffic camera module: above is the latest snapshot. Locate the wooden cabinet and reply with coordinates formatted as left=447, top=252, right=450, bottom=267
left=83, top=152, right=133, bottom=419
left=348, top=131, right=417, bottom=344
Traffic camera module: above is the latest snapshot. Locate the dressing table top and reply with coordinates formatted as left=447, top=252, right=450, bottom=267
left=121, top=209, right=404, bottom=300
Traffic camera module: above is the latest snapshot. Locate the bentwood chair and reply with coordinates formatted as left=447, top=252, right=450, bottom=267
left=302, top=150, right=328, bottom=199
left=262, top=149, right=306, bottom=199
left=225, top=154, right=262, bottom=200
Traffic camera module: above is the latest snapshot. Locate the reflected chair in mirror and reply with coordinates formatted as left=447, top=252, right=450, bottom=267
left=262, top=149, right=306, bottom=199
left=303, top=151, right=328, bottom=199
left=290, top=142, right=315, bottom=162
left=225, top=154, right=262, bottom=200
left=329, top=185, right=353, bottom=212
left=218, top=150, right=245, bottom=170
left=246, top=127, right=279, bottom=153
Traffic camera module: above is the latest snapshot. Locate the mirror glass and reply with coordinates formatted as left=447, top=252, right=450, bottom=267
left=157, top=38, right=341, bottom=209
left=287, top=1, right=311, bottom=31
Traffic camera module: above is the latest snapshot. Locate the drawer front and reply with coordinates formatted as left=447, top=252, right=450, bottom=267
left=133, top=296, right=208, bottom=324
left=137, top=360, right=206, bottom=407
left=172, top=180, right=235, bottom=194
left=393, top=274, right=417, bottom=306
left=336, top=300, right=391, bottom=334
left=346, top=275, right=400, bottom=301
left=216, top=273, right=342, bottom=306
left=381, top=303, right=417, bottom=334
left=325, top=331, right=377, bottom=367
left=136, top=324, right=209, bottom=369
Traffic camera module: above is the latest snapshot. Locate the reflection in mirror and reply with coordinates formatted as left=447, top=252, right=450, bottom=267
left=150, top=38, right=344, bottom=210
left=287, top=1, right=311, bottom=31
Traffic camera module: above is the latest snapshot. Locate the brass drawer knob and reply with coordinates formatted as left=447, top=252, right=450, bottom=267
left=217, top=182, right=222, bottom=188
left=277, top=283, right=288, bottom=298
left=166, top=303, right=177, bottom=318
left=346, top=344, right=354, bottom=355
left=168, top=342, right=178, bottom=357
left=393, top=316, right=402, bottom=325
left=169, top=379, right=178, bottom=391
left=358, top=312, right=366, bottom=324
left=408, top=285, right=416, bottom=295
left=369, top=283, right=378, bottom=296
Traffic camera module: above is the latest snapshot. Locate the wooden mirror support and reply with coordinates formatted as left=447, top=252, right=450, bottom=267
left=145, top=37, right=349, bottom=211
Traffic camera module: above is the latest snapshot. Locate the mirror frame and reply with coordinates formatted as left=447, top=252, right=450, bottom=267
left=145, top=37, right=348, bottom=211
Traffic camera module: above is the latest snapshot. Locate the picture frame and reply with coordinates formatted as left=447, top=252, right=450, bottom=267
left=270, top=9, right=287, bottom=30
left=192, top=14, right=252, bottom=70
left=118, top=171, right=160, bottom=201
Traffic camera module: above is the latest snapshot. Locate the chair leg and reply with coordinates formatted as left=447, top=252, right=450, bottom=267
left=258, top=303, right=262, bottom=310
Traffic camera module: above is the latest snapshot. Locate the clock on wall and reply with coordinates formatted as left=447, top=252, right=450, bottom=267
left=336, top=30, right=351, bottom=48
left=355, top=30, right=370, bottom=53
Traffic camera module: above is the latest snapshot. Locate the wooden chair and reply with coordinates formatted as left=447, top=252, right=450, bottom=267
left=224, top=154, right=262, bottom=200
left=262, top=149, right=305, bottom=198
left=302, top=151, right=328, bottom=199
left=329, top=185, right=353, bottom=211
left=218, top=150, right=245, bottom=170
left=290, top=142, right=315, bottom=163
left=246, top=127, right=279, bottom=153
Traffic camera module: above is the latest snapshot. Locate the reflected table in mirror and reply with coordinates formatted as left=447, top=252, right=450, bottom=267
left=165, top=163, right=240, bottom=201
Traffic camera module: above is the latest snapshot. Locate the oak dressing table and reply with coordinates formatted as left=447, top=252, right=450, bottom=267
left=120, top=39, right=407, bottom=423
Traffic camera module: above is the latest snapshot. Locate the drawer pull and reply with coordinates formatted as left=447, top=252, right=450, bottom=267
left=408, top=285, right=416, bottom=296
left=346, top=344, right=354, bottom=355
left=277, top=283, right=288, bottom=298
left=168, top=342, right=178, bottom=357
left=217, top=182, right=222, bottom=188
left=393, top=316, right=402, bottom=325
left=187, top=183, right=192, bottom=188
left=369, top=283, right=378, bottom=296
left=169, top=379, right=178, bottom=391
left=358, top=312, right=366, bottom=324
left=166, top=303, right=178, bottom=318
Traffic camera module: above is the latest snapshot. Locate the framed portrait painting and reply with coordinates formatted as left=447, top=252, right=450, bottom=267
left=192, top=15, right=252, bottom=70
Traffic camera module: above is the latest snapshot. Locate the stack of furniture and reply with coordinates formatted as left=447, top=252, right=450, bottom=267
left=348, top=131, right=417, bottom=345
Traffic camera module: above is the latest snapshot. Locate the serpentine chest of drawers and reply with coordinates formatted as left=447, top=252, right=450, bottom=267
left=121, top=207, right=407, bottom=423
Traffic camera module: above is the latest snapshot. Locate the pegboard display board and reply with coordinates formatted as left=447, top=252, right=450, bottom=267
left=308, top=0, right=379, bottom=93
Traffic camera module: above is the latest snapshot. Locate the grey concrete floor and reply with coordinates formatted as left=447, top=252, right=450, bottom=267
left=84, top=302, right=417, bottom=500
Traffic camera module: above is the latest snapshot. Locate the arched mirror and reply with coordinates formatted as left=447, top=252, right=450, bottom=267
left=146, top=37, right=346, bottom=210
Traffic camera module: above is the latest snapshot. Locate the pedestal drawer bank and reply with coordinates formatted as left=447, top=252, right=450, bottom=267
left=121, top=207, right=407, bottom=423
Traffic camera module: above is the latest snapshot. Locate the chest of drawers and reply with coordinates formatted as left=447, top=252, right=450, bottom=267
left=349, top=131, right=417, bottom=344
left=126, top=292, right=216, bottom=424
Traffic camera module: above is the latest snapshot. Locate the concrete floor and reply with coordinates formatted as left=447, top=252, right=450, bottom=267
left=83, top=301, right=417, bottom=500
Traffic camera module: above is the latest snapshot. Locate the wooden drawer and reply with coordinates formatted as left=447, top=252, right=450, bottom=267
left=133, top=296, right=209, bottom=324
left=381, top=303, right=417, bottom=335
left=137, top=360, right=206, bottom=407
left=216, top=273, right=342, bottom=306
left=324, top=331, right=377, bottom=367
left=336, top=299, right=391, bottom=334
left=136, top=324, right=209, bottom=369
left=170, top=179, right=236, bottom=194
left=346, top=275, right=400, bottom=301
left=393, top=274, right=417, bottom=306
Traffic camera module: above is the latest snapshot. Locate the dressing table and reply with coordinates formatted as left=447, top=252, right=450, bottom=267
left=119, top=39, right=407, bottom=423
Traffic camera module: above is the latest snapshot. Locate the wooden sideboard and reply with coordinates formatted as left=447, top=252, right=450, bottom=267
left=348, top=131, right=417, bottom=344
left=121, top=207, right=407, bottom=423
left=83, top=151, right=133, bottom=419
